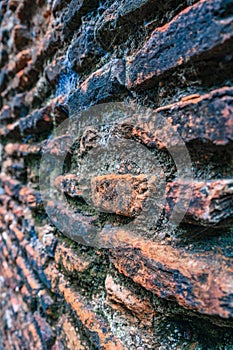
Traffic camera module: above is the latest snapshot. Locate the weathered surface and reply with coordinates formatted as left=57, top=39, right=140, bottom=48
left=133, top=87, right=233, bottom=147
left=105, top=275, right=155, bottom=326
left=165, top=179, right=233, bottom=226
left=91, top=174, right=149, bottom=217
left=54, top=173, right=233, bottom=226
left=46, top=266, right=124, bottom=349
left=68, top=59, right=126, bottom=115
left=110, top=233, right=233, bottom=319
left=1, top=0, right=233, bottom=348
left=68, top=21, right=104, bottom=72
left=95, top=0, right=199, bottom=51
left=127, top=0, right=233, bottom=90
left=61, top=0, right=100, bottom=39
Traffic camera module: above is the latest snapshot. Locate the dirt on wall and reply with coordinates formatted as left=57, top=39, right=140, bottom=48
left=0, top=0, right=233, bottom=349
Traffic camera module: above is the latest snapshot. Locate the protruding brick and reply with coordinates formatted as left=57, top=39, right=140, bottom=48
left=132, top=87, right=233, bottom=147
left=165, top=179, right=233, bottom=226
left=110, top=232, right=233, bottom=318
left=91, top=174, right=149, bottom=217
left=127, top=0, right=233, bottom=90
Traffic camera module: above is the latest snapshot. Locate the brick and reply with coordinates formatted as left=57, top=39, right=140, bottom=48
left=10, top=93, right=29, bottom=119
left=10, top=225, right=25, bottom=242
left=5, top=142, right=41, bottom=157
left=18, top=187, right=42, bottom=209
left=95, top=0, right=189, bottom=49
left=127, top=0, right=233, bottom=90
left=55, top=315, right=90, bottom=350
left=91, top=174, right=149, bottom=217
left=0, top=175, right=42, bottom=208
left=110, top=232, right=233, bottom=318
left=68, top=59, right=126, bottom=115
left=1, top=231, right=17, bottom=260
left=0, top=120, right=21, bottom=139
left=52, top=95, right=69, bottom=124
left=33, top=311, right=55, bottom=348
left=62, top=0, right=99, bottom=39
left=12, top=25, right=32, bottom=52
left=23, top=313, right=45, bottom=349
left=105, top=275, right=155, bottom=326
left=46, top=200, right=98, bottom=246
left=54, top=241, right=90, bottom=275
left=67, top=21, right=104, bottom=72
left=0, top=176, right=21, bottom=198
left=33, top=24, right=62, bottom=68
left=19, top=105, right=52, bottom=135
left=16, top=0, right=36, bottom=22
left=58, top=274, right=124, bottom=349
left=165, top=179, right=233, bottom=226
left=42, top=135, right=72, bottom=157
left=16, top=256, right=43, bottom=295
left=8, top=49, right=31, bottom=75
left=17, top=65, right=41, bottom=92
left=55, top=172, right=233, bottom=226
left=2, top=158, right=26, bottom=180
left=132, top=87, right=233, bottom=147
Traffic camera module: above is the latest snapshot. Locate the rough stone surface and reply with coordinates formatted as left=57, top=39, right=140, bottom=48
left=127, top=0, right=233, bottom=90
left=0, top=0, right=233, bottom=349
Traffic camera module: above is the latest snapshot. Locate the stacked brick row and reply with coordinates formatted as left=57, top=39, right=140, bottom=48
left=0, top=0, right=233, bottom=349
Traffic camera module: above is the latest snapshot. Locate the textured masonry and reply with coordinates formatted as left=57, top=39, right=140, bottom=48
left=0, top=0, right=233, bottom=349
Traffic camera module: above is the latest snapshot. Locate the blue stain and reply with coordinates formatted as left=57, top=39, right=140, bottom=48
left=55, top=49, right=79, bottom=100
left=55, top=67, right=78, bottom=100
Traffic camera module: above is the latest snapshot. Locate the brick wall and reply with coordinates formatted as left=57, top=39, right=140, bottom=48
left=0, top=0, right=233, bottom=349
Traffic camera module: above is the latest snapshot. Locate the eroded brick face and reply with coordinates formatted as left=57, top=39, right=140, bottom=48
left=0, top=0, right=233, bottom=349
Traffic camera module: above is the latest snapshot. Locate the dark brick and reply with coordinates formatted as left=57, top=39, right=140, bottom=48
left=67, top=21, right=104, bottom=72
left=19, top=106, right=52, bottom=135
left=62, top=0, right=99, bottom=40
left=12, top=25, right=32, bottom=52
left=68, top=59, right=126, bottom=115
left=0, top=46, right=8, bottom=68
left=132, top=87, right=233, bottom=147
left=95, top=0, right=189, bottom=50
left=127, top=0, right=233, bottom=90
